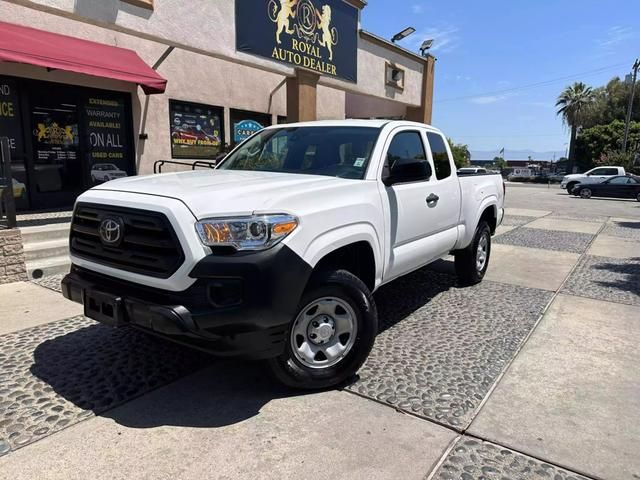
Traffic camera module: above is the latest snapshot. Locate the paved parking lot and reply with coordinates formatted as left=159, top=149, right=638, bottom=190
left=1, top=184, right=639, bottom=480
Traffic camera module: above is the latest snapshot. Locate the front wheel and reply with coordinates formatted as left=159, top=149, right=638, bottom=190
left=454, top=221, right=491, bottom=286
left=267, top=269, right=378, bottom=390
left=566, top=183, right=577, bottom=194
left=580, top=188, right=592, bottom=199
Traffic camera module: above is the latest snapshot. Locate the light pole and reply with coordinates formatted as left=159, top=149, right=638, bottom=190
left=391, top=27, right=415, bottom=43
left=622, top=58, right=639, bottom=153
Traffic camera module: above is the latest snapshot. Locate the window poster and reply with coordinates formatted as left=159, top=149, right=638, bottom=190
left=83, top=95, right=130, bottom=184
left=170, top=100, right=223, bottom=159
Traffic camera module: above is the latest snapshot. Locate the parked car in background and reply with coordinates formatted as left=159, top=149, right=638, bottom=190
left=561, top=166, right=625, bottom=193
left=572, top=175, right=640, bottom=201
left=458, top=167, right=487, bottom=175
left=90, top=163, right=128, bottom=183
left=62, top=120, right=505, bottom=390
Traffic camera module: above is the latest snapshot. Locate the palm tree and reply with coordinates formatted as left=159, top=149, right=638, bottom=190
left=556, top=82, right=595, bottom=172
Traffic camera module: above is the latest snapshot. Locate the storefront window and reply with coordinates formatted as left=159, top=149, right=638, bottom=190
left=0, top=77, right=29, bottom=210
left=169, top=100, right=223, bottom=159
left=0, top=76, right=135, bottom=211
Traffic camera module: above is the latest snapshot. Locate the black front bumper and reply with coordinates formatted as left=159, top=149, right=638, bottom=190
left=62, top=244, right=312, bottom=359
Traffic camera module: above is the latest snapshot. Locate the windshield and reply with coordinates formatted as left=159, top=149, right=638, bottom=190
left=218, top=126, right=380, bottom=179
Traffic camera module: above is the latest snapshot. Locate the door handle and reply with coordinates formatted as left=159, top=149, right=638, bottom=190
left=426, top=193, right=439, bottom=205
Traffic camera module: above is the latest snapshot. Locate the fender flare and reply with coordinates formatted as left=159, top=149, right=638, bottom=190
left=456, top=197, right=498, bottom=250
left=302, top=222, right=383, bottom=289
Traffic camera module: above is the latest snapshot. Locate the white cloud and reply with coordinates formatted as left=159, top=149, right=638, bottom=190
left=597, top=26, right=636, bottom=51
left=470, top=95, right=508, bottom=105
left=411, top=4, right=425, bottom=14
left=400, top=25, right=460, bottom=54
left=469, top=92, right=518, bottom=105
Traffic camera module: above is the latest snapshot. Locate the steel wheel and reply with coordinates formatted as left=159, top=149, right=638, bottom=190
left=290, top=296, right=358, bottom=369
left=476, top=231, right=489, bottom=271
left=580, top=188, right=592, bottom=199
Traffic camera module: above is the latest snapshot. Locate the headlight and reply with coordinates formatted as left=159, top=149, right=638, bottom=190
left=195, top=214, right=298, bottom=251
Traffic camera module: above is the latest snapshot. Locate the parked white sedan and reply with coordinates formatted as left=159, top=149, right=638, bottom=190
left=90, top=164, right=128, bottom=183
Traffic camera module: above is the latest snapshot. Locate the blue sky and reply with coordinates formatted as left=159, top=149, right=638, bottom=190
left=361, top=0, right=640, bottom=158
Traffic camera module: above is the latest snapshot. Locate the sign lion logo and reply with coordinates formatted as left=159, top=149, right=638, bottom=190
left=268, top=0, right=338, bottom=59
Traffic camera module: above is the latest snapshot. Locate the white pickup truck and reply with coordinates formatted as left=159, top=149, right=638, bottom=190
left=62, top=120, right=504, bottom=389
left=561, top=166, right=626, bottom=193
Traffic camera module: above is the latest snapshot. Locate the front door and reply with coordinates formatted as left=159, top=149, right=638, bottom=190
left=384, top=129, right=458, bottom=280
left=26, top=84, right=84, bottom=209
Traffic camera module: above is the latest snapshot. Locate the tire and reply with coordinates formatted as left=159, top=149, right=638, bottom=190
left=566, top=182, right=577, bottom=194
left=267, top=269, right=378, bottom=390
left=454, top=221, right=491, bottom=286
left=580, top=188, right=592, bottom=199
left=636, top=192, right=640, bottom=203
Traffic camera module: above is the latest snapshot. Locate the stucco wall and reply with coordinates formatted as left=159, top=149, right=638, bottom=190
left=4, top=0, right=425, bottom=107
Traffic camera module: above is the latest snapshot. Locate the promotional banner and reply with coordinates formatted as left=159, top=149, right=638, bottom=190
left=83, top=95, right=130, bottom=184
left=170, top=101, right=223, bottom=159
left=236, top=0, right=358, bottom=82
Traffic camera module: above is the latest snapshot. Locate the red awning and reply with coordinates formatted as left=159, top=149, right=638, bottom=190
left=0, top=21, right=167, bottom=94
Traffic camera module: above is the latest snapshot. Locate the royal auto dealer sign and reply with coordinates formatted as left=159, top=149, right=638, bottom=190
left=236, top=0, right=358, bottom=82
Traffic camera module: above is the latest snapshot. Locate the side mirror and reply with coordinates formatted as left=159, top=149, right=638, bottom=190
left=383, top=161, right=432, bottom=186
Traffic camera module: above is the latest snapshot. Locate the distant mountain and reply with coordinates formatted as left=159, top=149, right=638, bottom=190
left=470, top=149, right=566, bottom=162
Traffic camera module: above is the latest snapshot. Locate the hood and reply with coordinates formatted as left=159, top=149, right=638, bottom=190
left=93, top=169, right=357, bottom=218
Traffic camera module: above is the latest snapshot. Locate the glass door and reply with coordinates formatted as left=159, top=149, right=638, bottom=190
left=26, top=84, right=83, bottom=210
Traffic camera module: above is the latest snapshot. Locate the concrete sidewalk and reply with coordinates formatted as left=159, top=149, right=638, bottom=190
left=0, top=364, right=457, bottom=480
left=0, top=281, right=81, bottom=335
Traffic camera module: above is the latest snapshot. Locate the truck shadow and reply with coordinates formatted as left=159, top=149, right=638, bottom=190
left=29, top=264, right=456, bottom=429
left=374, top=263, right=456, bottom=333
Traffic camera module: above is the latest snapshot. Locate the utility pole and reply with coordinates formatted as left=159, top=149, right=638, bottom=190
left=622, top=58, right=639, bottom=153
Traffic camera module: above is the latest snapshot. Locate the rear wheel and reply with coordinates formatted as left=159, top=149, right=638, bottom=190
left=580, top=188, right=592, bottom=199
left=455, top=221, right=491, bottom=286
left=268, top=269, right=378, bottom=390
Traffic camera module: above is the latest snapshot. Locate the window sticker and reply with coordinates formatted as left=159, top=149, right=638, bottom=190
left=354, top=157, right=365, bottom=167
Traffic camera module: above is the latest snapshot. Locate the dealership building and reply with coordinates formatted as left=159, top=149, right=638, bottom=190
left=0, top=0, right=435, bottom=212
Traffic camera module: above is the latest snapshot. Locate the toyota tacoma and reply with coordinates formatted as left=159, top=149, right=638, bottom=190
left=62, top=120, right=505, bottom=389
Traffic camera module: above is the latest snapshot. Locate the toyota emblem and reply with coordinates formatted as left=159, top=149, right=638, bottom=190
left=99, top=217, right=124, bottom=246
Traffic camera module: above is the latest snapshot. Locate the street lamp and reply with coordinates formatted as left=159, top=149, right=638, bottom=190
left=391, top=27, right=415, bottom=43
left=419, top=39, right=434, bottom=56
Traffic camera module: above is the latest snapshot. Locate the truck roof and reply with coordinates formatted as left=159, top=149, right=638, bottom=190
left=264, top=119, right=440, bottom=131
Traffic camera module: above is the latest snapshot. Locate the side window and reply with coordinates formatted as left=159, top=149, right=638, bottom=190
left=426, top=132, right=451, bottom=180
left=386, top=131, right=430, bottom=182
left=590, top=167, right=617, bottom=176
left=609, top=176, right=629, bottom=184
left=387, top=131, right=427, bottom=168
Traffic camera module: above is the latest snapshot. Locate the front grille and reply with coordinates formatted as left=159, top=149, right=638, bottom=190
left=70, top=203, right=185, bottom=278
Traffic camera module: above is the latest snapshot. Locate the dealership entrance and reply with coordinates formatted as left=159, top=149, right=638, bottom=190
left=0, top=76, right=135, bottom=211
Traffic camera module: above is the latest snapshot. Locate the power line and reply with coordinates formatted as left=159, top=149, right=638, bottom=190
left=435, top=62, right=629, bottom=103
